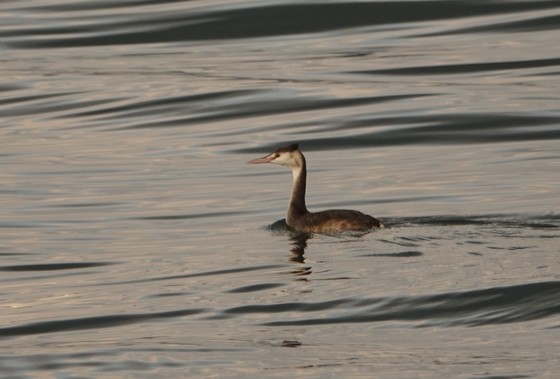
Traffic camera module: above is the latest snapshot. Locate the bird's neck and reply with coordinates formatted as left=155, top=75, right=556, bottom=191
left=288, top=154, right=308, bottom=220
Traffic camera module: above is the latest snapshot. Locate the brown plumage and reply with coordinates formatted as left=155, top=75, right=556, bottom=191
left=247, top=144, right=383, bottom=234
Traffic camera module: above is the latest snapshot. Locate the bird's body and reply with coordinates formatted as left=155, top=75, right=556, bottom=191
left=287, top=209, right=382, bottom=235
left=248, top=144, right=382, bottom=234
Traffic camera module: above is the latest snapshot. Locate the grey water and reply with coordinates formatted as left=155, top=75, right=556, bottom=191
left=1, top=0, right=559, bottom=377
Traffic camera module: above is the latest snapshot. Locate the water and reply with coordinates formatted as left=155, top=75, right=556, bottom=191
left=1, top=0, right=559, bottom=377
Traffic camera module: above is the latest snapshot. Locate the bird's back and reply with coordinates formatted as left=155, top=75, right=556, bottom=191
left=289, top=209, right=383, bottom=234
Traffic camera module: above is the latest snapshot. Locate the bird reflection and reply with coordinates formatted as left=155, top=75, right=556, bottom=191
left=288, top=232, right=310, bottom=264
left=266, top=218, right=312, bottom=266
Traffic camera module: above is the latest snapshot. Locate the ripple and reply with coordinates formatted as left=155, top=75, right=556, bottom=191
left=355, top=57, right=560, bottom=76
left=0, top=309, right=205, bottom=338
left=226, top=283, right=285, bottom=293
left=0, top=262, right=117, bottom=272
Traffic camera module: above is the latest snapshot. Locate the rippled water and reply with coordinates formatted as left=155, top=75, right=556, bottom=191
left=1, top=1, right=559, bottom=377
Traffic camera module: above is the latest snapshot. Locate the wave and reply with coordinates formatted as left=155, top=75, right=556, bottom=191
left=2, top=280, right=556, bottom=339
left=226, top=280, right=560, bottom=328
left=4, top=1, right=559, bottom=48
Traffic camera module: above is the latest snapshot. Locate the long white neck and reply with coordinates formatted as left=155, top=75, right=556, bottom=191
left=287, top=153, right=308, bottom=221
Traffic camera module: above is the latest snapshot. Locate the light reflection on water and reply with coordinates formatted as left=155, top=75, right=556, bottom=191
left=1, top=0, right=559, bottom=377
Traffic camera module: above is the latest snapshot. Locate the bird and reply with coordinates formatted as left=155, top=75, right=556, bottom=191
left=247, top=144, right=383, bottom=235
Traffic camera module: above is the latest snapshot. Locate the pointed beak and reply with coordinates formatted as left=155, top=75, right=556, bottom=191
left=247, top=154, right=274, bottom=164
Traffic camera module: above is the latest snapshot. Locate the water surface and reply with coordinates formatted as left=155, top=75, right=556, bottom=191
left=1, top=0, right=559, bottom=377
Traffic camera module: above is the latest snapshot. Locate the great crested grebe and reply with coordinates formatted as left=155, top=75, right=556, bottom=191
left=248, top=144, right=383, bottom=234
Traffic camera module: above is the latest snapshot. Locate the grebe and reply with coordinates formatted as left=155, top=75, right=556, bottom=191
left=248, top=144, right=383, bottom=234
